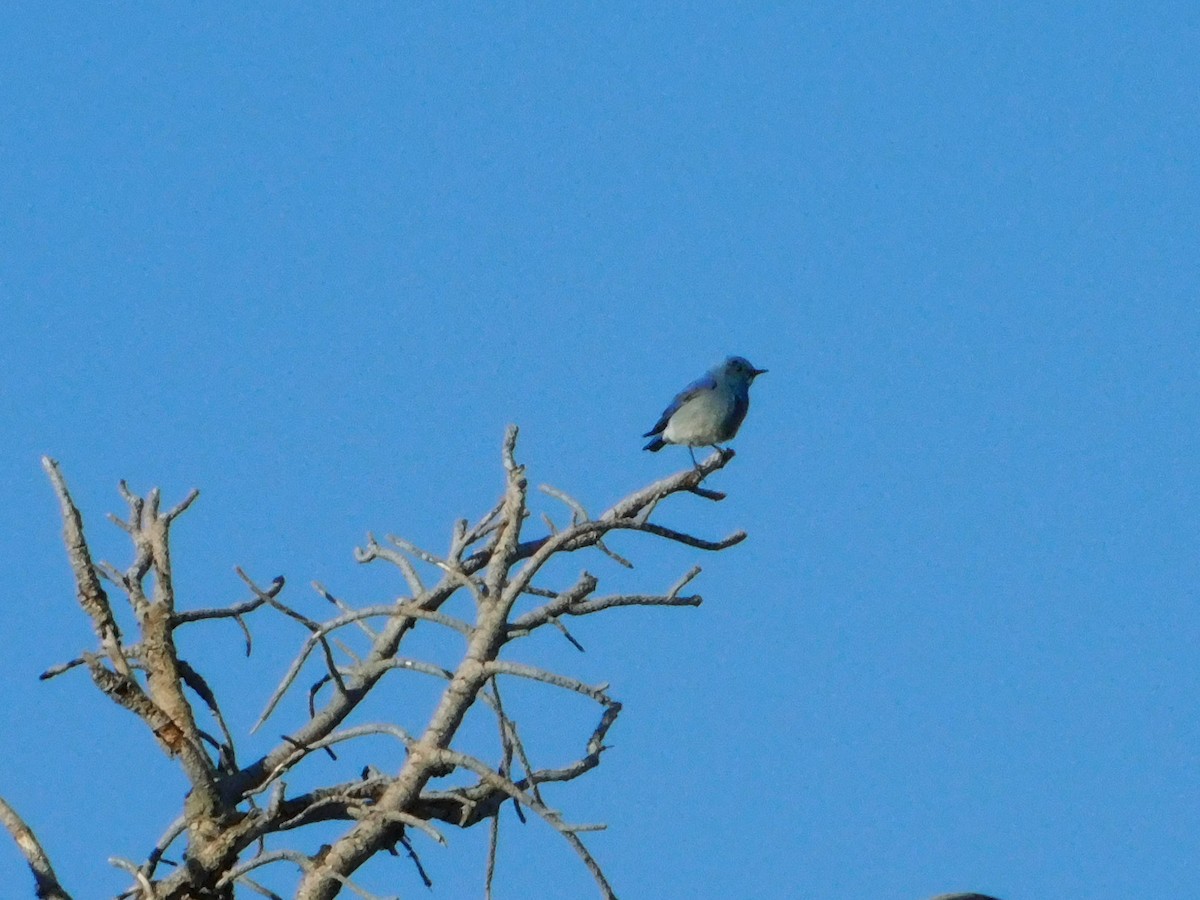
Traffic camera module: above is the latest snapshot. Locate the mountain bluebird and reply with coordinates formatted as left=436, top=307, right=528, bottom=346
left=643, top=356, right=767, bottom=464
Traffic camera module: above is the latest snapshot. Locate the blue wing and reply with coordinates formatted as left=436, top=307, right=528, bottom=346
left=642, top=372, right=718, bottom=437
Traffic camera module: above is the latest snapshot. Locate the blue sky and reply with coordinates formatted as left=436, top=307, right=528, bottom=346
left=2, top=3, right=1198, bottom=898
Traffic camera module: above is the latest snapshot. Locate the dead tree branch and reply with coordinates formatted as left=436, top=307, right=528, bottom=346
left=34, top=433, right=746, bottom=899
left=0, top=795, right=73, bottom=900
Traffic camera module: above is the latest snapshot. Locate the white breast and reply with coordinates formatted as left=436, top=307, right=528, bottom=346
left=662, top=387, right=736, bottom=446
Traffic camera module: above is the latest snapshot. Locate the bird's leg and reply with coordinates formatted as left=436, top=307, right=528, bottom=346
left=688, top=447, right=699, bottom=468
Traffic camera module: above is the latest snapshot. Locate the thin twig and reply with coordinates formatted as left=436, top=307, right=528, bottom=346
left=38, top=657, right=86, bottom=680
left=346, top=809, right=447, bottom=846
left=435, top=749, right=616, bottom=899
left=253, top=602, right=467, bottom=731
left=397, top=833, right=433, bottom=888
left=356, top=534, right=424, bottom=596
left=484, top=661, right=612, bottom=704
left=388, top=534, right=487, bottom=605
left=141, top=816, right=187, bottom=880
left=313, top=582, right=377, bottom=638
left=250, top=724, right=415, bottom=798
left=171, top=581, right=279, bottom=624
left=241, top=877, right=286, bottom=900
left=485, top=811, right=499, bottom=900
left=176, top=660, right=238, bottom=771
left=218, top=849, right=400, bottom=900
left=109, top=856, right=154, bottom=897
left=489, top=677, right=543, bottom=805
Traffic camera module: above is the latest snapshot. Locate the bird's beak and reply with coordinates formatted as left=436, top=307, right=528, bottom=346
left=751, top=367, right=768, bottom=378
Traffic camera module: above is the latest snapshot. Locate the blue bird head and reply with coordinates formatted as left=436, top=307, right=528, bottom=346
left=719, top=356, right=768, bottom=386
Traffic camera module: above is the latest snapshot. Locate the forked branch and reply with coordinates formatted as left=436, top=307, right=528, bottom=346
left=37, top=431, right=747, bottom=900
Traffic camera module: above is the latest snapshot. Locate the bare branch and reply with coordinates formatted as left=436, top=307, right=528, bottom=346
left=110, top=856, right=155, bottom=897
left=239, top=569, right=350, bottom=727
left=487, top=677, right=543, bottom=806
left=668, top=565, right=703, bottom=596
left=507, top=572, right=598, bottom=635
left=595, top=537, right=634, bottom=568
left=346, top=808, right=446, bottom=847
left=355, top=534, right=424, bottom=596
left=459, top=496, right=507, bottom=552
left=485, top=812, right=499, bottom=900
left=38, top=657, right=86, bottom=680
left=176, top=659, right=238, bottom=770
left=434, top=749, right=616, bottom=899
left=41, top=427, right=751, bottom=899
left=464, top=447, right=736, bottom=572
left=539, top=488, right=634, bottom=567
left=42, top=457, right=130, bottom=678
left=358, top=657, right=455, bottom=683
left=563, top=591, right=703, bottom=616
left=313, top=582, right=377, bottom=638
left=617, top=520, right=746, bottom=551
left=252, top=597, right=470, bottom=732
left=512, top=700, right=621, bottom=791
left=396, top=833, right=434, bottom=888
left=539, top=484, right=587, bottom=524
left=484, top=660, right=612, bottom=705
left=551, top=618, right=587, bottom=652
left=220, top=849, right=398, bottom=900
left=171, top=577, right=281, bottom=625
left=251, top=724, right=415, bottom=799
left=391, top=600, right=473, bottom=636
left=241, top=877, right=286, bottom=900
left=517, top=566, right=706, bottom=635
left=80, top=654, right=214, bottom=782
left=140, top=816, right=187, bottom=881
left=0, top=795, right=73, bottom=900
left=484, top=425, right=528, bottom=601
left=163, top=488, right=200, bottom=522
left=215, top=851, right=312, bottom=890
left=387, top=534, right=486, bottom=604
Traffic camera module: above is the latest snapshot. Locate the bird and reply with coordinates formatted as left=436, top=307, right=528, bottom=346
left=643, top=355, right=767, bottom=465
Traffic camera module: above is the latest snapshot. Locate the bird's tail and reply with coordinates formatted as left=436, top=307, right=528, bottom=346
left=643, top=437, right=666, bottom=452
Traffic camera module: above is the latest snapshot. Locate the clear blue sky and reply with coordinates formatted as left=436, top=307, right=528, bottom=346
left=2, top=4, right=1198, bottom=899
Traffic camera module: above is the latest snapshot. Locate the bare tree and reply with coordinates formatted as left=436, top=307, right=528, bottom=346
left=2, top=427, right=747, bottom=899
